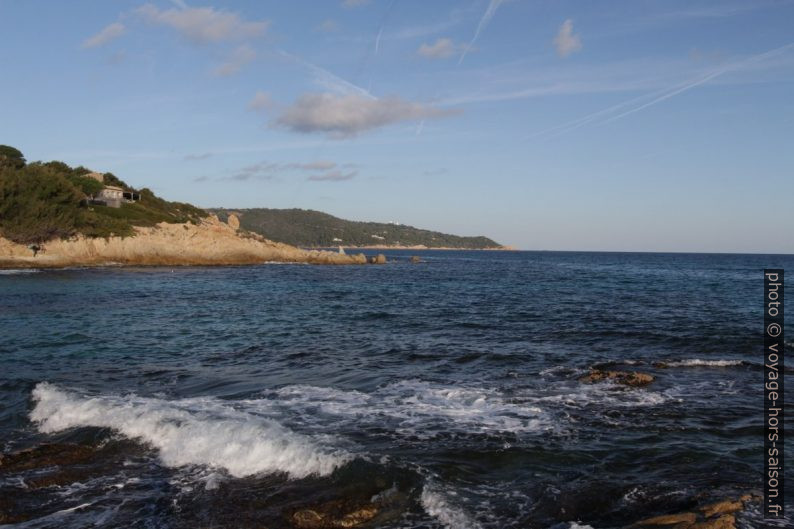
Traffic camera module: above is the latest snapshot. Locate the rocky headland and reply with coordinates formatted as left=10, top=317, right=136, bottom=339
left=0, top=214, right=371, bottom=269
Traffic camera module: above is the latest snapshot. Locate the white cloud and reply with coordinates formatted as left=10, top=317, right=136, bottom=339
left=136, top=4, right=269, bottom=43
left=308, top=170, right=356, bottom=181
left=275, top=93, right=458, bottom=137
left=248, top=91, right=273, bottom=112
left=213, top=45, right=256, bottom=76
left=417, top=38, right=461, bottom=59
left=342, top=0, right=369, bottom=8
left=82, top=22, right=126, bottom=49
left=554, top=19, right=582, bottom=58
left=318, top=19, right=340, bottom=32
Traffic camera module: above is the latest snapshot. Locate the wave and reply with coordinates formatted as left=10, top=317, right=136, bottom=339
left=420, top=483, right=482, bottom=529
left=663, top=359, right=745, bottom=367
left=262, top=380, right=549, bottom=438
left=30, top=382, right=349, bottom=479
left=0, top=269, right=40, bottom=275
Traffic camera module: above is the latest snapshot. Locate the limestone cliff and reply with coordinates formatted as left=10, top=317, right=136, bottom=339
left=0, top=215, right=367, bottom=268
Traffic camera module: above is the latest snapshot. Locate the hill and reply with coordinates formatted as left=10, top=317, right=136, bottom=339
left=209, top=208, right=504, bottom=249
left=0, top=145, right=206, bottom=244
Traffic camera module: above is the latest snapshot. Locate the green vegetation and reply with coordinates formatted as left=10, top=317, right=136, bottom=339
left=211, top=208, right=502, bottom=249
left=0, top=145, right=207, bottom=244
left=0, top=145, right=25, bottom=169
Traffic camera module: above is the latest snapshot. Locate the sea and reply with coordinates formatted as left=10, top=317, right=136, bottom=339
left=0, top=250, right=791, bottom=528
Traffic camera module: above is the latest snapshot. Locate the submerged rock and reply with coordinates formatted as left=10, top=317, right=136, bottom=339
left=0, top=443, right=95, bottom=473
left=410, top=256, right=421, bottom=263
left=290, top=498, right=379, bottom=528
left=579, top=369, right=654, bottom=387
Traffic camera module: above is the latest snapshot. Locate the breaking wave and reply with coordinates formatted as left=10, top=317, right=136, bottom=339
left=421, top=483, right=482, bottom=529
left=30, top=382, right=350, bottom=479
left=663, top=359, right=745, bottom=367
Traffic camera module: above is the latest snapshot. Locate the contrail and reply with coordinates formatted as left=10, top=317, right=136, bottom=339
left=601, top=41, right=794, bottom=125
left=373, top=0, right=396, bottom=56
left=375, top=27, right=383, bottom=54
left=459, top=0, right=503, bottom=65
left=532, top=41, right=794, bottom=139
left=278, top=50, right=375, bottom=99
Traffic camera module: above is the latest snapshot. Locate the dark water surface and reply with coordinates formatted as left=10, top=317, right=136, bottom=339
left=1, top=251, right=792, bottom=528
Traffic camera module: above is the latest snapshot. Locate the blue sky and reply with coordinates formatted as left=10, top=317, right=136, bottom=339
left=1, top=0, right=793, bottom=252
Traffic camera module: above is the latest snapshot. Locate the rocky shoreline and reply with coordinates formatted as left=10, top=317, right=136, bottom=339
left=0, top=215, right=374, bottom=269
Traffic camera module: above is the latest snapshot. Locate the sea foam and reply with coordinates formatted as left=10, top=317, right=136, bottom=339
left=30, top=382, right=349, bottom=479
left=664, top=359, right=744, bottom=367
left=420, top=483, right=482, bottom=529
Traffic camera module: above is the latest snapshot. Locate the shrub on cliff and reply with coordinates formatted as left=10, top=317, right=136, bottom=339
left=0, top=145, right=25, bottom=170
left=0, top=165, right=83, bottom=243
left=0, top=152, right=207, bottom=244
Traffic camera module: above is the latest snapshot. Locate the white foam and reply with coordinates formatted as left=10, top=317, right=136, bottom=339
left=263, top=380, right=549, bottom=438
left=664, top=359, right=743, bottom=367
left=0, top=269, right=40, bottom=275
left=30, top=383, right=349, bottom=479
left=526, top=381, right=673, bottom=409
left=420, top=484, right=482, bottom=529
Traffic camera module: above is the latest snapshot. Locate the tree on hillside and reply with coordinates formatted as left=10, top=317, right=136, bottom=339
left=0, top=145, right=25, bottom=170
left=0, top=165, right=83, bottom=244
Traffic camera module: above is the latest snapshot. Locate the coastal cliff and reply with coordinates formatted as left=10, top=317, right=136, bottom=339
left=0, top=215, right=367, bottom=268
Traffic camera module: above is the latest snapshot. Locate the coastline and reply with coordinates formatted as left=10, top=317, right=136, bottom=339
left=0, top=216, right=369, bottom=269
left=313, top=245, right=517, bottom=251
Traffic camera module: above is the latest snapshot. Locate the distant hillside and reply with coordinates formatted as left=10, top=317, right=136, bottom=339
left=210, top=208, right=504, bottom=249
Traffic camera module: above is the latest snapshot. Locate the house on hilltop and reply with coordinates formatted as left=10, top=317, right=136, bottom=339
left=85, top=171, right=140, bottom=207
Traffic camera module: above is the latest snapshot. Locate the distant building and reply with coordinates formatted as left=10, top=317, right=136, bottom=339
left=84, top=171, right=140, bottom=208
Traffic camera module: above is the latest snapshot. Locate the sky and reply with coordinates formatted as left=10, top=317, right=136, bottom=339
left=1, top=0, right=793, bottom=253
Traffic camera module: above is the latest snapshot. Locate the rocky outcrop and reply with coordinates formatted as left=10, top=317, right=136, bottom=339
left=290, top=498, right=379, bottom=528
left=227, top=213, right=240, bottom=231
left=632, top=495, right=760, bottom=529
left=579, top=369, right=655, bottom=387
left=367, top=254, right=387, bottom=264
left=0, top=216, right=370, bottom=268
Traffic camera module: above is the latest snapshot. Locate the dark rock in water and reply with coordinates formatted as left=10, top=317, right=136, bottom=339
left=290, top=498, right=379, bottom=528
left=0, top=496, right=28, bottom=525
left=0, top=443, right=95, bottom=472
left=410, top=256, right=421, bottom=263
left=579, top=369, right=654, bottom=387
left=652, top=362, right=669, bottom=369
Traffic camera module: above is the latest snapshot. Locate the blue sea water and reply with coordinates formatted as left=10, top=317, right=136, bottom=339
left=0, top=250, right=792, bottom=528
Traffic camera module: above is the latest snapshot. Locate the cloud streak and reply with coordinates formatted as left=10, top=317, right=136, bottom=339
left=213, top=45, right=256, bottom=76
left=279, top=50, right=373, bottom=99
left=82, top=22, right=126, bottom=49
